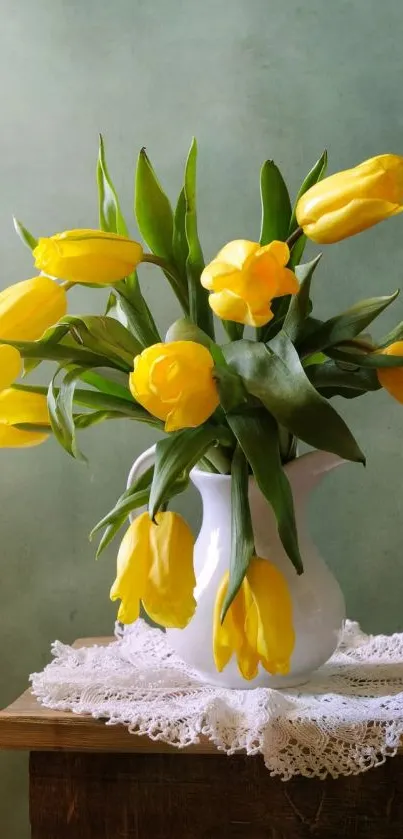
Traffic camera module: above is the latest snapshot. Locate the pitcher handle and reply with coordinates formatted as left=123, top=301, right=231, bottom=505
left=127, top=444, right=156, bottom=521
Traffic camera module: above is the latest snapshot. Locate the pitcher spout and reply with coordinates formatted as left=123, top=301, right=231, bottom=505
left=285, top=450, right=346, bottom=498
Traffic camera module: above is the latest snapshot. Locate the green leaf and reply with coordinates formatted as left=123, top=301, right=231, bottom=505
left=149, top=424, right=232, bottom=518
left=135, top=147, right=174, bottom=258
left=91, top=488, right=150, bottom=539
left=95, top=520, right=126, bottom=558
left=165, top=317, right=213, bottom=348
left=328, top=346, right=403, bottom=368
left=116, top=278, right=161, bottom=347
left=22, top=322, right=72, bottom=375
left=172, top=187, right=188, bottom=280
left=2, top=338, right=119, bottom=369
left=298, top=291, right=400, bottom=356
left=62, top=314, right=142, bottom=365
left=47, top=366, right=85, bottom=460
left=96, top=135, right=129, bottom=236
left=289, top=150, right=328, bottom=267
left=377, top=320, right=403, bottom=349
left=79, top=370, right=133, bottom=401
left=224, top=334, right=365, bottom=463
left=307, top=360, right=381, bottom=394
left=259, top=160, right=292, bottom=245
left=283, top=255, right=322, bottom=342
left=184, top=138, right=214, bottom=338
left=13, top=217, right=38, bottom=250
left=223, top=321, right=244, bottom=341
left=225, top=408, right=303, bottom=575
left=221, top=445, right=255, bottom=620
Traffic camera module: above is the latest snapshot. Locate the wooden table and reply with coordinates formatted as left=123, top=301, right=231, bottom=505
left=1, top=638, right=403, bottom=838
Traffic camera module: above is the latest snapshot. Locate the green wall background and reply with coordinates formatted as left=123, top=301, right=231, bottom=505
left=1, top=0, right=403, bottom=833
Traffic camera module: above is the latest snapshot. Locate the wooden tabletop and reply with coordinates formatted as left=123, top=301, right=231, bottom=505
left=0, top=637, right=216, bottom=754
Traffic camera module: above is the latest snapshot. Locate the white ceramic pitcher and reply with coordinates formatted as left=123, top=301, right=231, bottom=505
left=127, top=447, right=346, bottom=689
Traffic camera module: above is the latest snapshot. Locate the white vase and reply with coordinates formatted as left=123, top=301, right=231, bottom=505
left=127, top=447, right=346, bottom=689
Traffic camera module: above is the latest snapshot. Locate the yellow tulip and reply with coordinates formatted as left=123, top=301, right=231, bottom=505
left=200, top=239, right=298, bottom=327
left=213, top=557, right=295, bottom=680
left=296, top=154, right=403, bottom=244
left=377, top=341, right=403, bottom=403
left=110, top=511, right=196, bottom=628
left=0, top=276, right=66, bottom=341
left=130, top=341, right=219, bottom=432
left=33, top=229, right=143, bottom=285
left=0, top=387, right=50, bottom=447
left=0, top=345, right=21, bottom=391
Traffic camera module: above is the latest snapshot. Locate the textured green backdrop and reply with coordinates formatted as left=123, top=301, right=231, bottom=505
left=1, top=0, right=403, bottom=834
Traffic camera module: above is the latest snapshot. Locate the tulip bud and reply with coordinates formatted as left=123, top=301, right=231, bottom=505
left=296, top=154, right=403, bottom=244
left=34, top=229, right=143, bottom=285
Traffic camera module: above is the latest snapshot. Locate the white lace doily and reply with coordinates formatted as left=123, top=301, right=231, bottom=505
left=30, top=619, right=403, bottom=780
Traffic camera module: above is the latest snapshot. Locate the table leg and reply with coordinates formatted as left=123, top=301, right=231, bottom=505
left=29, top=751, right=403, bottom=838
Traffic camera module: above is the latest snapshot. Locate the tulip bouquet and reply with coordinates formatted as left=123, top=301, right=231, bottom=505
left=2, top=139, right=403, bottom=679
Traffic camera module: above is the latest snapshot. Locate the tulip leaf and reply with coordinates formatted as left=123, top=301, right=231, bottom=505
left=377, top=320, right=403, bottom=349
left=116, top=278, right=161, bottom=347
left=288, top=150, right=328, bottom=267
left=97, top=135, right=129, bottom=236
left=283, top=254, right=322, bottom=342
left=2, top=337, right=121, bottom=369
left=149, top=424, right=232, bottom=518
left=92, top=489, right=150, bottom=543
left=61, top=314, right=141, bottom=367
left=172, top=187, right=188, bottom=281
left=225, top=408, right=303, bottom=575
left=307, top=360, right=381, bottom=395
left=328, top=346, right=403, bottom=368
left=184, top=138, right=215, bottom=339
left=135, top=147, right=174, bottom=259
left=259, top=160, right=292, bottom=245
left=221, top=445, right=255, bottom=621
left=298, top=290, right=400, bottom=356
left=13, top=217, right=38, bottom=251
left=47, top=366, right=85, bottom=460
left=223, top=334, right=365, bottom=463
left=79, top=370, right=133, bottom=401
left=165, top=317, right=213, bottom=348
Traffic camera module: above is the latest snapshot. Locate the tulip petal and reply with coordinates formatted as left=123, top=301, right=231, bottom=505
left=200, top=261, right=239, bottom=291
left=0, top=423, right=48, bottom=448
left=377, top=341, right=403, bottom=403
left=213, top=573, right=259, bottom=680
left=275, top=267, right=300, bottom=296
left=257, top=240, right=290, bottom=267
left=0, top=388, right=50, bottom=426
left=110, top=512, right=151, bottom=624
left=303, top=199, right=403, bottom=244
left=34, top=229, right=143, bottom=285
left=143, top=512, right=196, bottom=628
left=215, top=240, right=259, bottom=270
left=246, top=557, right=295, bottom=675
left=0, top=345, right=21, bottom=391
left=0, top=276, right=67, bottom=341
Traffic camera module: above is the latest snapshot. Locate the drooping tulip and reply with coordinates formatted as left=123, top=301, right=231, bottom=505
left=200, top=239, right=298, bottom=327
left=110, top=511, right=196, bottom=628
left=213, top=557, right=295, bottom=680
left=129, top=341, right=219, bottom=432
